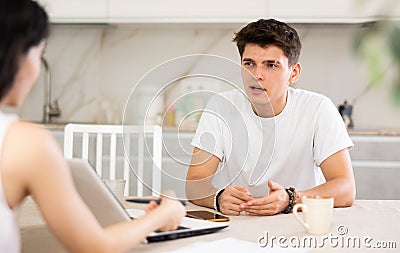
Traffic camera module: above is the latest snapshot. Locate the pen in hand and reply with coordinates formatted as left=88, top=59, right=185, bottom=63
left=126, top=198, right=187, bottom=206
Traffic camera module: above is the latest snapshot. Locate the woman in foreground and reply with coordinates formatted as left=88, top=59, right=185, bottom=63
left=0, top=1, right=185, bottom=252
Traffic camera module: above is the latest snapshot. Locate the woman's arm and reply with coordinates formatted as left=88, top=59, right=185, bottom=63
left=1, top=121, right=185, bottom=253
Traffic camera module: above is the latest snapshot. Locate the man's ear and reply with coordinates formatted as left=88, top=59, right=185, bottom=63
left=289, top=62, right=301, bottom=84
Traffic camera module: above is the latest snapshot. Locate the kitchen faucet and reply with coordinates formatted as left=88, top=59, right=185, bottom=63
left=41, top=57, right=61, bottom=124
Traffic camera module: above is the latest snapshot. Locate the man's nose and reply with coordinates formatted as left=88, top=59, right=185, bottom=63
left=254, top=67, right=264, bottom=81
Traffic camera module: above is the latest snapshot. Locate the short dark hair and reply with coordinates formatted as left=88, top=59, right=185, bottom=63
left=0, top=0, right=49, bottom=101
left=233, top=19, right=301, bottom=66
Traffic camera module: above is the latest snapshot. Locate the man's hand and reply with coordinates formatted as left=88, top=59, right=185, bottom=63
left=218, top=186, right=253, bottom=215
left=241, top=180, right=288, bottom=216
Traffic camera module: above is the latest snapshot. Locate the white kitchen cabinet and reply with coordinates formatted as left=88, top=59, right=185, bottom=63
left=350, top=135, right=400, bottom=200
left=36, top=0, right=107, bottom=23
left=108, top=0, right=267, bottom=23
left=37, top=0, right=400, bottom=24
left=108, top=0, right=400, bottom=24
left=267, top=0, right=400, bottom=23
left=37, top=0, right=268, bottom=24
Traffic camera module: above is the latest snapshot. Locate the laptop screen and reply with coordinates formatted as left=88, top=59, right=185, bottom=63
left=68, top=159, right=228, bottom=243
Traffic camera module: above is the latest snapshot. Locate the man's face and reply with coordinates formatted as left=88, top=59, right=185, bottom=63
left=241, top=43, right=298, bottom=109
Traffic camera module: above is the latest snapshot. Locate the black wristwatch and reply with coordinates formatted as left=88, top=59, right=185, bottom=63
left=213, top=188, right=225, bottom=212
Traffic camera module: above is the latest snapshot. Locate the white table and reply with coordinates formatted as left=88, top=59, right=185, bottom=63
left=19, top=199, right=400, bottom=252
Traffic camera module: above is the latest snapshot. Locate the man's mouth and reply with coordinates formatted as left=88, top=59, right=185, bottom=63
left=250, top=85, right=267, bottom=92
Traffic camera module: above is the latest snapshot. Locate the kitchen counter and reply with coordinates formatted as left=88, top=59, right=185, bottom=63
left=38, top=122, right=400, bottom=137
left=348, top=129, right=400, bottom=136
left=164, top=127, right=400, bottom=136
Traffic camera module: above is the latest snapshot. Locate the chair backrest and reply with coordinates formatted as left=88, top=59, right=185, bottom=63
left=64, top=124, right=162, bottom=196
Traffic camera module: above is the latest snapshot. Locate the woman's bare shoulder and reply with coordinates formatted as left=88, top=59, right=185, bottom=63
left=1, top=121, right=67, bottom=199
left=8, top=120, right=55, bottom=144
left=3, top=120, right=63, bottom=167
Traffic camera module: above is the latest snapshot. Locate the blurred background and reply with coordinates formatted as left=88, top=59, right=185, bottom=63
left=7, top=0, right=400, bottom=199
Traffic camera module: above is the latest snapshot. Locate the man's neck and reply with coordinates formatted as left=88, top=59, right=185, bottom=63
left=252, top=92, right=288, bottom=118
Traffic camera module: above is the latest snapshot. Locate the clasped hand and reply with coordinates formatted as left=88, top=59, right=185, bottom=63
left=218, top=180, right=289, bottom=216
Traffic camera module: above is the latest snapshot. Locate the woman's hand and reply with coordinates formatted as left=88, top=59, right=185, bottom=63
left=145, top=190, right=186, bottom=231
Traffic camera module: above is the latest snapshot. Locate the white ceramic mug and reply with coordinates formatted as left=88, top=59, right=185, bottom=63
left=293, top=196, right=334, bottom=235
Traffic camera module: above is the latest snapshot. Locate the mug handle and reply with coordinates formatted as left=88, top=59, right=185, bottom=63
left=293, top=204, right=309, bottom=230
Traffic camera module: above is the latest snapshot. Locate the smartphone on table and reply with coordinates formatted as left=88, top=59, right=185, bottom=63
left=186, top=210, right=229, bottom=222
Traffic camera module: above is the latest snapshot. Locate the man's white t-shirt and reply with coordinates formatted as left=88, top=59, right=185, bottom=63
left=191, top=87, right=353, bottom=198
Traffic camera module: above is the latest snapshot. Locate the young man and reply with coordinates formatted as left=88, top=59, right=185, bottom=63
left=186, top=19, right=355, bottom=216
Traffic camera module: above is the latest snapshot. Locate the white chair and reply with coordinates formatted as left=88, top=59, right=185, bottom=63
left=64, top=124, right=162, bottom=196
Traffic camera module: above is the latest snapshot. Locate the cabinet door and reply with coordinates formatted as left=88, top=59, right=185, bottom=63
left=267, top=0, right=391, bottom=23
left=37, top=0, right=107, bottom=22
left=380, top=0, right=400, bottom=18
left=108, top=0, right=267, bottom=23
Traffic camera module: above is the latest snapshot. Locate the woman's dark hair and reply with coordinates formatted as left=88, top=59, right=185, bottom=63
left=233, top=19, right=301, bottom=66
left=0, top=0, right=49, bottom=101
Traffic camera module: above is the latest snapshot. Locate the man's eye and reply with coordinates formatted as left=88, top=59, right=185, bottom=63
left=267, top=63, right=277, bottom=68
left=244, top=62, right=254, bottom=66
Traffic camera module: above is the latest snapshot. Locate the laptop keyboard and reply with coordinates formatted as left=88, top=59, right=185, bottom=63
left=130, top=217, right=188, bottom=232
left=147, top=225, right=228, bottom=243
left=155, top=226, right=188, bottom=233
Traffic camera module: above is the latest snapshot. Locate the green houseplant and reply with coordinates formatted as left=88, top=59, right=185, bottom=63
left=353, top=1, right=400, bottom=105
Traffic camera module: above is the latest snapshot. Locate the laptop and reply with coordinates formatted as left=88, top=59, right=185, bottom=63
left=67, top=159, right=229, bottom=243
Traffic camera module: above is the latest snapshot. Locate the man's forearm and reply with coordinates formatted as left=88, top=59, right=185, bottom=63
left=185, top=177, right=217, bottom=209
left=189, top=194, right=215, bottom=209
left=297, top=177, right=355, bottom=207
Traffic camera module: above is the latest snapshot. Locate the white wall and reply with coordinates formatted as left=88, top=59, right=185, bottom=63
left=7, top=23, right=400, bottom=129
